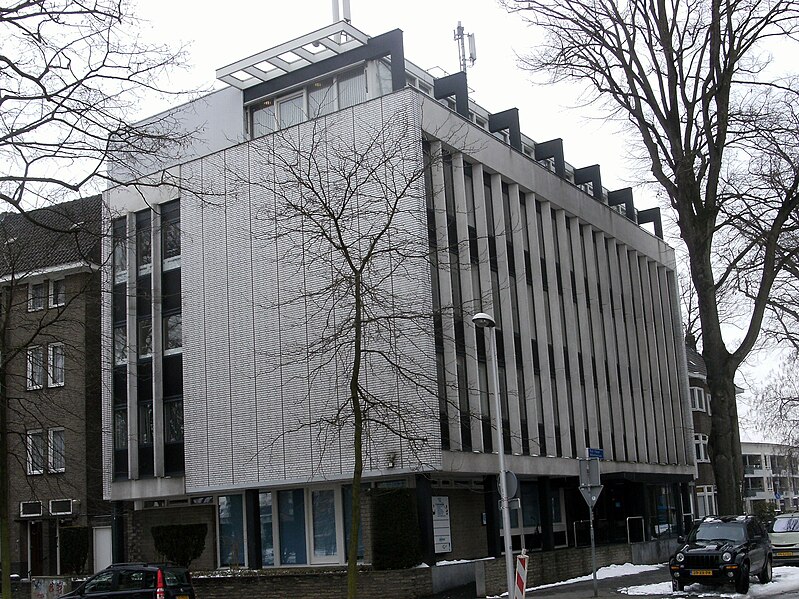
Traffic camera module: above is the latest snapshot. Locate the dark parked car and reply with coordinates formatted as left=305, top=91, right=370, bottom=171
left=669, top=515, right=772, bottom=593
left=59, top=563, right=194, bottom=599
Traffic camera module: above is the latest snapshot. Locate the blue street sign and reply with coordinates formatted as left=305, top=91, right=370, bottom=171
left=587, top=448, right=604, bottom=460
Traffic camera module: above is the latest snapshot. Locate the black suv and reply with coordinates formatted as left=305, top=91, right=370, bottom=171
left=59, top=563, right=195, bottom=599
left=669, top=515, right=772, bottom=593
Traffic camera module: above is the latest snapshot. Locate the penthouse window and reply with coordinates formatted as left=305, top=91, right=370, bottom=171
left=249, top=67, right=367, bottom=139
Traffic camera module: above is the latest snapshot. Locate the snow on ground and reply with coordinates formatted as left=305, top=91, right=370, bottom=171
left=620, top=565, right=799, bottom=596
left=520, top=563, right=662, bottom=593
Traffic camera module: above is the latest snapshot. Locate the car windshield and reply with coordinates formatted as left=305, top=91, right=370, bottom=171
left=773, top=517, right=799, bottom=533
left=691, top=521, right=746, bottom=543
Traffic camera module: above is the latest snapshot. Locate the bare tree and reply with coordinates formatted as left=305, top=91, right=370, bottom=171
left=503, top=0, right=799, bottom=514
left=751, top=351, right=799, bottom=445
left=0, top=0, right=193, bottom=214
left=213, top=101, right=465, bottom=597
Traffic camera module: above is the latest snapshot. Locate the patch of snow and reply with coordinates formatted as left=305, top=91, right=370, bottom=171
left=527, top=562, right=662, bottom=592
left=620, top=565, right=799, bottom=596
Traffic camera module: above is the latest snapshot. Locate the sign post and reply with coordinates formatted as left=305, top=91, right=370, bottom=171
left=579, top=453, right=604, bottom=598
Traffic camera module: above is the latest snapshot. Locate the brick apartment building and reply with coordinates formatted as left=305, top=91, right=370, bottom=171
left=1, top=196, right=109, bottom=575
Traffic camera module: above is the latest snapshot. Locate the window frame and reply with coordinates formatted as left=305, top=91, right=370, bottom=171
left=694, top=433, right=710, bottom=463
left=48, top=427, right=65, bottom=473
left=163, top=313, right=182, bottom=356
left=27, top=430, right=45, bottom=475
left=27, top=345, right=45, bottom=390
left=48, top=343, right=65, bottom=387
left=28, top=281, right=45, bottom=312
left=49, top=279, right=66, bottom=308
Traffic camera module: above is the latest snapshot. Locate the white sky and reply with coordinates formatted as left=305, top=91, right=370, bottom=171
left=132, top=0, right=644, bottom=205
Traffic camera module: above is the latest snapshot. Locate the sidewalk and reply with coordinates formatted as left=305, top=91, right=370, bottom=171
left=524, top=564, right=670, bottom=598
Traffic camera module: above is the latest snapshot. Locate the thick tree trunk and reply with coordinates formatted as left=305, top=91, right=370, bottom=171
left=705, top=365, right=744, bottom=514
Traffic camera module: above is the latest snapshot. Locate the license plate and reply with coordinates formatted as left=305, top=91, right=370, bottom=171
left=177, top=595, right=189, bottom=599
left=777, top=551, right=796, bottom=557
left=691, top=569, right=713, bottom=576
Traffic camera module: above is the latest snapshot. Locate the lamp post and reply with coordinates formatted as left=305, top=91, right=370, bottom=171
left=472, top=312, right=514, bottom=598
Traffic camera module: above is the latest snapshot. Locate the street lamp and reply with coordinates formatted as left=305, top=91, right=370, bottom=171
left=472, top=312, right=514, bottom=598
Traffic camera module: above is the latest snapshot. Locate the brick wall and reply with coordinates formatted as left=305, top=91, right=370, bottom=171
left=193, top=568, right=432, bottom=599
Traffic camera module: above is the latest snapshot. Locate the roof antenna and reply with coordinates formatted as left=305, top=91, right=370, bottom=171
left=332, top=0, right=352, bottom=43
left=454, top=21, right=477, bottom=73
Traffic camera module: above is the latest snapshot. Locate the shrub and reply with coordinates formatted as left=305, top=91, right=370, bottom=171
left=151, top=523, right=208, bottom=567
left=370, top=488, right=421, bottom=570
left=60, top=527, right=89, bottom=574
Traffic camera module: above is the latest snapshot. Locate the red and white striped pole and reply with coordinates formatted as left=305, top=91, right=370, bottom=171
left=513, top=551, right=528, bottom=599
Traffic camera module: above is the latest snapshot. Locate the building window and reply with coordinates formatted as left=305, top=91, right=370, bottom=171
left=114, top=408, right=128, bottom=449
left=163, top=314, right=182, bottom=355
left=138, top=319, right=153, bottom=359
left=277, top=94, right=304, bottom=129
left=136, top=211, right=152, bottom=275
left=48, top=428, right=65, bottom=472
left=50, top=279, right=65, bottom=307
left=28, top=282, right=45, bottom=311
left=48, top=343, right=65, bottom=387
left=164, top=400, right=184, bottom=443
left=696, top=485, right=717, bottom=518
left=27, top=430, right=44, bottom=475
left=219, top=495, right=245, bottom=567
left=114, top=326, right=127, bottom=366
left=690, top=386, right=706, bottom=412
left=113, top=218, right=127, bottom=283
left=161, top=201, right=181, bottom=269
left=139, top=402, right=153, bottom=446
left=694, top=433, right=710, bottom=462
left=27, top=346, right=45, bottom=389
left=278, top=489, right=307, bottom=565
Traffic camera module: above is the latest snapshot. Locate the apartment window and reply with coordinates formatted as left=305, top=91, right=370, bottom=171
left=28, top=282, right=45, bottom=311
left=164, top=400, right=184, bottom=443
left=50, top=279, right=65, bottom=307
left=27, top=430, right=44, bottom=475
left=252, top=101, right=276, bottom=137
left=27, top=346, right=45, bottom=389
left=690, top=386, right=706, bottom=412
left=163, top=314, right=182, bottom=355
left=48, top=428, right=65, bottom=472
left=337, top=68, right=366, bottom=109
left=308, top=78, right=335, bottom=118
left=48, top=343, right=65, bottom=387
left=694, top=433, right=710, bottom=462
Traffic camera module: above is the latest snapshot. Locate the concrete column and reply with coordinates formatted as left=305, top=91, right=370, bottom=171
left=484, top=474, right=501, bottom=557
left=111, top=501, right=125, bottom=563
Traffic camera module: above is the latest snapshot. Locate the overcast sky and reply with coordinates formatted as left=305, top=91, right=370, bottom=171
left=133, top=0, right=647, bottom=206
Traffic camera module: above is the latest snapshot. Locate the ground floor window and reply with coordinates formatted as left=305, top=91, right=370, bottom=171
left=218, top=495, right=245, bottom=567
left=236, top=484, right=366, bottom=568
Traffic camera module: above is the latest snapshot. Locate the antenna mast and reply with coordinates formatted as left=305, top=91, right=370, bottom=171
left=454, top=21, right=477, bottom=72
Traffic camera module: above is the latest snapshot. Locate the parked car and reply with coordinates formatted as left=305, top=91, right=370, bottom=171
left=769, top=512, right=799, bottom=565
left=669, top=515, right=772, bottom=593
left=59, top=563, right=195, bottom=599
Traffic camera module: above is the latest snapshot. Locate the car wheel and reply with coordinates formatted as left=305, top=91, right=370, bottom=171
left=758, top=556, right=772, bottom=583
left=672, top=578, right=685, bottom=592
left=735, top=562, right=750, bottom=594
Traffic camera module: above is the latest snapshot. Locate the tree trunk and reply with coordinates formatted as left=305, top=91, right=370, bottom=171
left=706, top=361, right=744, bottom=514
left=347, top=275, right=364, bottom=599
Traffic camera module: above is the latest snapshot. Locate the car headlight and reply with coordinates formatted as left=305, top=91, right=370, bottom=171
left=722, top=551, right=733, bottom=562
left=676, top=552, right=685, bottom=563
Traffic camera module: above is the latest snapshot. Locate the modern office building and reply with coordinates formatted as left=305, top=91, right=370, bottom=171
left=1, top=196, right=109, bottom=575
left=102, top=22, right=695, bottom=568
